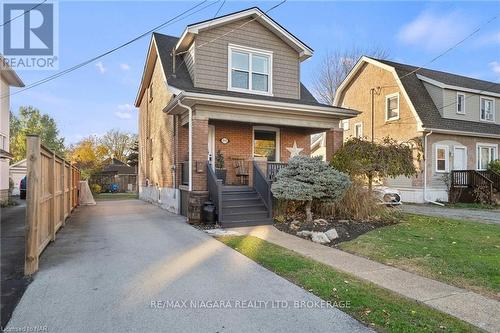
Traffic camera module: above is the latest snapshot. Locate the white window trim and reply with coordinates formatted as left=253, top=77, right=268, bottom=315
left=354, top=122, right=363, bottom=138
left=228, top=44, right=273, bottom=96
left=476, top=143, right=498, bottom=171
left=385, top=92, right=400, bottom=121
left=456, top=92, right=465, bottom=114
left=435, top=144, right=449, bottom=173
left=479, top=96, right=495, bottom=122
left=252, top=126, right=280, bottom=162
left=452, top=145, right=467, bottom=170
left=341, top=119, right=349, bottom=131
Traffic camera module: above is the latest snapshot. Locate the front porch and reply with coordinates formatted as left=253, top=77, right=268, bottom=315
left=165, top=92, right=352, bottom=224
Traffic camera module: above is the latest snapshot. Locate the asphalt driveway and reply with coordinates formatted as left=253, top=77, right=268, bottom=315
left=6, top=200, right=370, bottom=332
left=401, top=204, right=500, bottom=224
left=1, top=198, right=30, bottom=328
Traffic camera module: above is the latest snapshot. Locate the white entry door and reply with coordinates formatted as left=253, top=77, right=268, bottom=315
left=208, top=125, right=215, bottom=169
left=453, top=147, right=467, bottom=170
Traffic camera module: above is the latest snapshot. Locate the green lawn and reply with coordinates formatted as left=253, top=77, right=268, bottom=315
left=339, top=214, right=500, bottom=299
left=445, top=202, right=499, bottom=210
left=219, top=236, right=480, bottom=333
left=94, top=192, right=138, bottom=201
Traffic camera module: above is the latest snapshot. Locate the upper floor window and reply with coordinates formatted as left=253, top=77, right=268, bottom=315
left=354, top=123, right=363, bottom=138
left=228, top=44, right=272, bottom=95
left=385, top=93, right=399, bottom=121
left=480, top=97, right=495, bottom=122
left=456, top=93, right=465, bottom=114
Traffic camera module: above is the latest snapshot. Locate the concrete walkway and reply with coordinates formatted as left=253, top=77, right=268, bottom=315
left=232, top=225, right=500, bottom=333
left=401, top=204, right=500, bottom=225
left=6, top=200, right=370, bottom=333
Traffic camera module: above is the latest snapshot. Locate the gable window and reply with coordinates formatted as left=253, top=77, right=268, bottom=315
left=435, top=145, right=449, bottom=172
left=354, top=123, right=363, bottom=138
left=385, top=93, right=399, bottom=121
left=228, top=44, right=272, bottom=95
left=476, top=144, right=497, bottom=170
left=456, top=93, right=465, bottom=114
left=480, top=97, right=495, bottom=122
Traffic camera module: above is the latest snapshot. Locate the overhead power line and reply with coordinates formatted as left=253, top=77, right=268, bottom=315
left=0, top=0, right=47, bottom=27
left=1, top=0, right=220, bottom=100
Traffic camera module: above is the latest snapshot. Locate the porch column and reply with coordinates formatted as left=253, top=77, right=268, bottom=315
left=186, top=116, right=209, bottom=223
left=325, top=127, right=344, bottom=161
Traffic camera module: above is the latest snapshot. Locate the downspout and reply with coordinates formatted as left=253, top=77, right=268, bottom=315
left=423, top=130, right=444, bottom=206
left=177, top=99, right=193, bottom=192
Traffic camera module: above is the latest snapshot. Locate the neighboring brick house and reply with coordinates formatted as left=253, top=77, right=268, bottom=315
left=0, top=56, right=24, bottom=202
left=134, top=8, right=357, bottom=225
left=333, top=56, right=500, bottom=203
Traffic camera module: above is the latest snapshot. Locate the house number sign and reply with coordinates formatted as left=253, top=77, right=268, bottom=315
left=220, top=138, right=229, bottom=144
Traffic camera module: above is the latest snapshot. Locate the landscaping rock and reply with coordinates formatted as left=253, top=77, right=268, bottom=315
left=338, top=220, right=349, bottom=223
left=296, top=230, right=312, bottom=238
left=325, top=228, right=339, bottom=241
left=290, top=220, right=301, bottom=231
left=311, top=232, right=330, bottom=244
left=313, top=219, right=328, bottom=225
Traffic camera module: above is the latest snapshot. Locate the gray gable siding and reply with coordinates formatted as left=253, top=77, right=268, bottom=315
left=193, top=18, right=301, bottom=100
left=442, top=89, right=500, bottom=125
left=422, top=82, right=443, bottom=116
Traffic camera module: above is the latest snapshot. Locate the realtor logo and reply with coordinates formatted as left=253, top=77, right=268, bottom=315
left=1, top=1, right=59, bottom=70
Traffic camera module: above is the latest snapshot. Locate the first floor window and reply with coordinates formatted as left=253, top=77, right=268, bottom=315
left=477, top=144, right=497, bottom=170
left=457, top=93, right=465, bottom=114
left=254, top=129, right=278, bottom=162
left=436, top=145, right=449, bottom=172
left=354, top=123, right=363, bottom=138
left=480, top=97, right=494, bottom=121
left=386, top=93, right=399, bottom=121
left=229, top=45, right=272, bottom=94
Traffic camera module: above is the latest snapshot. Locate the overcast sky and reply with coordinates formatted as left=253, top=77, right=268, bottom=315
left=8, top=0, right=500, bottom=145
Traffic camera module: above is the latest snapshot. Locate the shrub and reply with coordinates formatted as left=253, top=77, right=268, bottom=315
left=215, top=150, right=225, bottom=169
left=315, top=180, right=394, bottom=221
left=488, top=159, right=500, bottom=174
left=90, top=184, right=102, bottom=194
left=271, top=156, right=351, bottom=222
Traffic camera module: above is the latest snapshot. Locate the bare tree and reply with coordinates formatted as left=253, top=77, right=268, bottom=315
left=100, top=129, right=138, bottom=163
left=313, top=47, right=390, bottom=105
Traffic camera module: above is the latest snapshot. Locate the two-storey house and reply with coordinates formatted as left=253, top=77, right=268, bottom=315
left=334, top=57, right=500, bottom=203
left=134, top=8, right=357, bottom=225
left=1, top=56, right=24, bottom=203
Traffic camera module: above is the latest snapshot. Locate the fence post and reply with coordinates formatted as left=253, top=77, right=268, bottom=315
left=50, top=152, right=56, bottom=241
left=61, top=160, right=65, bottom=226
left=25, top=135, right=41, bottom=275
left=69, top=164, right=73, bottom=210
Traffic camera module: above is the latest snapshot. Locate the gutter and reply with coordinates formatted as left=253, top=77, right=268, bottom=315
left=423, top=127, right=500, bottom=140
left=163, top=87, right=359, bottom=118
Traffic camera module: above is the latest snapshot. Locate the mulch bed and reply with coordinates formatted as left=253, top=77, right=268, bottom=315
left=274, top=217, right=395, bottom=246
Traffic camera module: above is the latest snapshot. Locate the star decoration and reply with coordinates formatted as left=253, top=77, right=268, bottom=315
left=286, top=141, right=304, bottom=158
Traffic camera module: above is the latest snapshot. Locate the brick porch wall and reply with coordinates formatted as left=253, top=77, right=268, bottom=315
left=325, top=128, right=344, bottom=161
left=211, top=120, right=315, bottom=185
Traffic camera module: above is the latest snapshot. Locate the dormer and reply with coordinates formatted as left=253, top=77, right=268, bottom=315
left=174, top=7, right=313, bottom=100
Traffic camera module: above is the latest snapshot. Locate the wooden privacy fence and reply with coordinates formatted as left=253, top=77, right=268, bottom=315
left=25, top=135, right=80, bottom=275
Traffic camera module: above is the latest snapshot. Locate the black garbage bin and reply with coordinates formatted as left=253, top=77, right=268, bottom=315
left=203, top=201, right=216, bottom=224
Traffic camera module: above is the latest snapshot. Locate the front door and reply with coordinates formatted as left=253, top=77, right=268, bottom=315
left=208, top=125, right=215, bottom=169
left=453, top=147, right=467, bottom=170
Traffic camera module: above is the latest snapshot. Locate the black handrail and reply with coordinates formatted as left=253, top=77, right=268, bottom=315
left=207, top=162, right=223, bottom=222
left=267, top=162, right=287, bottom=181
left=253, top=161, right=272, bottom=218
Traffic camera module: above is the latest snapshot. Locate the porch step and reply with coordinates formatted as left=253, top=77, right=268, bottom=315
left=222, top=203, right=267, bottom=214
left=222, top=211, right=269, bottom=221
left=222, top=186, right=253, bottom=192
left=222, top=198, right=263, bottom=206
left=222, top=192, right=260, bottom=200
left=221, top=218, right=274, bottom=228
